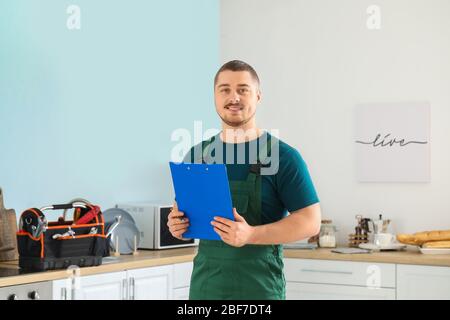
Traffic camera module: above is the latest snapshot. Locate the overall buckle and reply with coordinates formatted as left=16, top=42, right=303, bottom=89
left=250, top=162, right=271, bottom=175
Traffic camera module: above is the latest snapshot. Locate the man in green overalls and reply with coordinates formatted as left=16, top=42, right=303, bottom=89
left=168, top=60, right=322, bottom=300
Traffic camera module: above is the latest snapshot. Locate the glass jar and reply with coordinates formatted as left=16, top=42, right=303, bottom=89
left=319, top=220, right=337, bottom=248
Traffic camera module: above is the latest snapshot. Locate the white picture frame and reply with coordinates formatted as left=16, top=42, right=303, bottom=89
left=355, top=102, right=430, bottom=182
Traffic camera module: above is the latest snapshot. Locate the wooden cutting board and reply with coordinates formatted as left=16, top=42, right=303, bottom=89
left=0, top=188, right=19, bottom=261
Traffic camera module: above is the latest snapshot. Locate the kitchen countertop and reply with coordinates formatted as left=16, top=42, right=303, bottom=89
left=1, top=246, right=450, bottom=287
left=283, top=247, right=450, bottom=267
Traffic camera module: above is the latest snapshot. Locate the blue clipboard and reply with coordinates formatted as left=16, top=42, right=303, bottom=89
left=169, top=162, right=234, bottom=240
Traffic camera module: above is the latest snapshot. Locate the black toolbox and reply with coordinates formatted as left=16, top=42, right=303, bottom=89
left=17, top=202, right=109, bottom=271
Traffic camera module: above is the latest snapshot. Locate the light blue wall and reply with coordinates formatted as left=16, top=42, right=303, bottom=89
left=0, top=0, right=219, bottom=217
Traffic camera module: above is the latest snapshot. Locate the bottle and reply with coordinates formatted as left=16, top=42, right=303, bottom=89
left=319, top=220, right=337, bottom=248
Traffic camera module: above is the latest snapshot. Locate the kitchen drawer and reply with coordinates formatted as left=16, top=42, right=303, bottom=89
left=286, top=282, right=396, bottom=300
left=284, top=258, right=396, bottom=288
left=173, top=287, right=190, bottom=300
left=173, top=262, right=193, bottom=288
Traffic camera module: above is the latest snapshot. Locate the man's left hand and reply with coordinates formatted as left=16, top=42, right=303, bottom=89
left=211, top=208, right=255, bottom=247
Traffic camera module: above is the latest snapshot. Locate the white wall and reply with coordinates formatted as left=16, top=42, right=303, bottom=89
left=220, top=0, right=450, bottom=244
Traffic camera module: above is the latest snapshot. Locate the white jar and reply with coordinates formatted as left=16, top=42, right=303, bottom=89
left=318, top=220, right=337, bottom=248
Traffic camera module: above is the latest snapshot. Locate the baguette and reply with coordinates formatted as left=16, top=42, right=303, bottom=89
left=397, top=229, right=450, bottom=246
left=422, top=241, right=450, bottom=248
left=396, top=234, right=420, bottom=245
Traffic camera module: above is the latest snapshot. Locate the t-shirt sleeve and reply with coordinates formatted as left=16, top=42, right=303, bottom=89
left=276, top=148, right=319, bottom=212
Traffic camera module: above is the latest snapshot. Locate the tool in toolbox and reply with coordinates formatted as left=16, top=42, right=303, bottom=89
left=74, top=205, right=101, bottom=225
left=106, top=215, right=121, bottom=238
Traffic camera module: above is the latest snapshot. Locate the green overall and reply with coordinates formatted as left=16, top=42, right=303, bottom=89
left=189, top=135, right=285, bottom=300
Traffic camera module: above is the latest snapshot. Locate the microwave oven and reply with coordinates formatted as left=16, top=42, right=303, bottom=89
left=116, top=202, right=198, bottom=250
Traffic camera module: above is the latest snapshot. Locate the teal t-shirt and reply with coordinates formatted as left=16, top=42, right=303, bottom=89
left=183, top=131, right=319, bottom=224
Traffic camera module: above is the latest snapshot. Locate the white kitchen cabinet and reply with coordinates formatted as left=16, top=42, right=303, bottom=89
left=52, top=278, right=70, bottom=300
left=397, top=264, right=450, bottom=300
left=127, top=265, right=173, bottom=300
left=173, top=262, right=193, bottom=288
left=53, top=272, right=127, bottom=300
left=51, top=264, right=182, bottom=300
left=287, top=282, right=395, bottom=300
left=172, top=262, right=193, bottom=300
left=173, top=287, right=190, bottom=300
left=49, top=257, right=450, bottom=300
left=284, top=258, right=396, bottom=300
left=74, top=271, right=127, bottom=300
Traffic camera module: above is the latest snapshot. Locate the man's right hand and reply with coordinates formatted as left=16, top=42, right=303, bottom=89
left=167, top=201, right=191, bottom=241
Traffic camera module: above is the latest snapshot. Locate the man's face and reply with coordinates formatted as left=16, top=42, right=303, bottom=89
left=214, top=70, right=261, bottom=127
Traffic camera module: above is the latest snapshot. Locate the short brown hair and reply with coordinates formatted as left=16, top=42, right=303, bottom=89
left=214, top=60, right=260, bottom=87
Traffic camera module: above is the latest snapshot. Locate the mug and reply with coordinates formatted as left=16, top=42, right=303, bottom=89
left=374, top=233, right=395, bottom=246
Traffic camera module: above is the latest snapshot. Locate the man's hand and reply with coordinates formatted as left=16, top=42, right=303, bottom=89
left=167, top=201, right=191, bottom=241
left=211, top=208, right=255, bottom=247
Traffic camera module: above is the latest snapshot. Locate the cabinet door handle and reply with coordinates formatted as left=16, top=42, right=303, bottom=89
left=122, top=279, right=128, bottom=300
left=61, top=288, right=67, bottom=300
left=130, top=277, right=135, bottom=300
left=301, top=268, right=353, bottom=275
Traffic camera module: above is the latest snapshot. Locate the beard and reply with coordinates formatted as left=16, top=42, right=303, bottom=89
left=217, top=104, right=256, bottom=128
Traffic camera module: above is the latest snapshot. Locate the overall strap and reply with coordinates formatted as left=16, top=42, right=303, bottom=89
left=193, top=135, right=216, bottom=164
left=249, top=132, right=272, bottom=176
left=202, top=135, right=216, bottom=163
